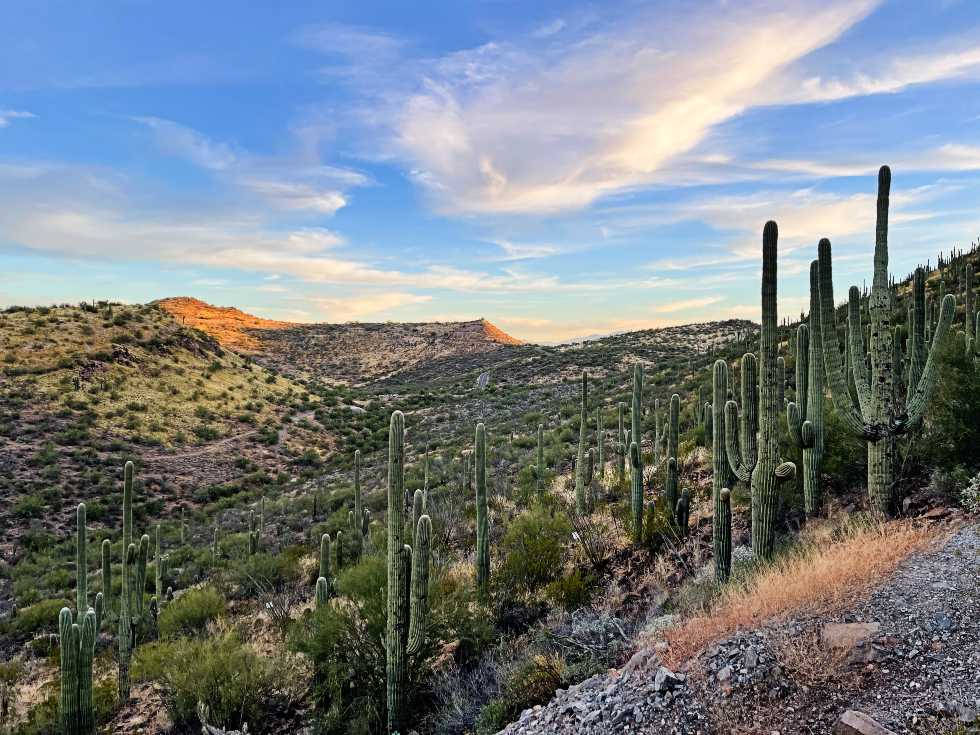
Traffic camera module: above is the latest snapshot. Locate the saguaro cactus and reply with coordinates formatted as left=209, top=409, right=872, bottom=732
left=385, top=410, right=432, bottom=735
left=117, top=461, right=135, bottom=700
left=474, top=422, right=490, bottom=597
left=629, top=441, right=643, bottom=545
left=665, top=394, right=680, bottom=515
left=787, top=261, right=825, bottom=516
left=726, top=223, right=796, bottom=558
left=76, top=503, right=87, bottom=616
left=595, top=407, right=605, bottom=479
left=352, top=449, right=366, bottom=555
left=711, top=360, right=729, bottom=581
left=631, top=365, right=643, bottom=479
left=59, top=607, right=97, bottom=735
left=536, top=423, right=545, bottom=491
left=248, top=510, right=259, bottom=555
left=617, top=402, right=626, bottom=483
left=817, top=167, right=954, bottom=516
left=319, top=533, right=332, bottom=589
left=575, top=371, right=589, bottom=514
left=716, top=489, right=732, bottom=582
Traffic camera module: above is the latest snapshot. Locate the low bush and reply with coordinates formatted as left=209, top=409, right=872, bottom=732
left=497, top=504, right=572, bottom=597
left=158, top=586, right=226, bottom=639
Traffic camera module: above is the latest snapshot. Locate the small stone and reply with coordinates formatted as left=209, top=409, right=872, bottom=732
left=834, top=710, right=899, bottom=735
left=652, top=666, right=683, bottom=692
left=745, top=647, right=759, bottom=669
left=717, top=665, right=733, bottom=682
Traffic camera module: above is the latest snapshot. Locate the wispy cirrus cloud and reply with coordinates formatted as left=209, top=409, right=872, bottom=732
left=133, top=116, right=366, bottom=215
left=0, top=109, right=35, bottom=128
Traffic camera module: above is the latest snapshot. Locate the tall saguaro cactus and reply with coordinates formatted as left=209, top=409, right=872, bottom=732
left=726, top=223, right=796, bottom=558
left=474, top=423, right=490, bottom=597
left=76, top=503, right=87, bottom=616
left=631, top=365, right=643, bottom=477
left=787, top=260, right=826, bottom=516
left=595, top=406, right=605, bottom=479
left=711, top=360, right=730, bottom=581
left=629, top=441, right=643, bottom=545
left=617, top=402, right=626, bottom=484
left=817, top=167, right=954, bottom=516
left=118, top=460, right=134, bottom=700
left=536, top=423, right=545, bottom=492
left=385, top=410, right=432, bottom=735
left=575, top=371, right=589, bottom=514
left=665, top=394, right=680, bottom=515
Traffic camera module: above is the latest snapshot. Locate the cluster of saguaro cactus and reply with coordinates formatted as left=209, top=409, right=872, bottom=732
left=385, top=410, right=432, bottom=735
left=575, top=371, right=589, bottom=514
left=711, top=360, right=730, bottom=581
left=725, top=222, right=796, bottom=558
left=818, top=167, right=954, bottom=516
left=786, top=260, right=825, bottom=516
left=59, top=606, right=97, bottom=735
left=474, top=422, right=490, bottom=597
left=60, top=502, right=100, bottom=734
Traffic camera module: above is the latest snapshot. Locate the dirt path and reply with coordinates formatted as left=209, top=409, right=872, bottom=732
left=498, top=522, right=979, bottom=734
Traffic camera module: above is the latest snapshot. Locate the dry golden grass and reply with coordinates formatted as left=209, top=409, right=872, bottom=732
left=659, top=516, right=942, bottom=667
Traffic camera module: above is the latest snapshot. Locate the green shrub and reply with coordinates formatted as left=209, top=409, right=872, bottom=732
left=545, top=569, right=595, bottom=611
left=158, top=586, right=226, bottom=639
left=497, top=504, right=571, bottom=597
left=133, top=631, right=277, bottom=732
left=1, top=598, right=68, bottom=640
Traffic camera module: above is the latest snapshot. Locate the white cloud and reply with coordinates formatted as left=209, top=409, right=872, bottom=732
left=0, top=110, right=35, bottom=128
left=385, top=1, right=880, bottom=214
left=310, top=291, right=432, bottom=321
left=488, top=239, right=561, bottom=261
left=132, top=116, right=364, bottom=215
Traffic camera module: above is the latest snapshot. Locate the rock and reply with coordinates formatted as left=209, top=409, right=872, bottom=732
left=744, top=647, right=759, bottom=669
left=833, top=710, right=898, bottom=735
left=920, top=506, right=950, bottom=520
left=652, top=666, right=683, bottom=692
left=717, top=665, right=733, bottom=682
left=821, top=622, right=881, bottom=662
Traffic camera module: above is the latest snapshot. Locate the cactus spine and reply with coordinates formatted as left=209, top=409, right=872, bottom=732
left=385, top=410, right=431, bottom=734
left=727, top=223, right=796, bottom=558
left=474, top=422, right=490, bottom=597
left=712, top=360, right=730, bottom=581
left=575, top=371, right=589, bottom=514
left=787, top=260, right=825, bottom=516
left=817, top=167, right=954, bottom=516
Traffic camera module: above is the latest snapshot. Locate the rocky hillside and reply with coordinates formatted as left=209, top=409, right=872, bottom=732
left=157, top=297, right=524, bottom=385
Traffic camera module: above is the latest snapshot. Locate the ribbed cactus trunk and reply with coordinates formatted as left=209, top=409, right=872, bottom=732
left=617, top=402, right=626, bottom=484
left=665, top=394, right=680, bottom=515
left=385, top=411, right=408, bottom=733
left=59, top=606, right=97, bottom=735
left=117, top=461, right=134, bottom=700
left=575, top=371, right=589, bottom=514
left=474, top=423, right=490, bottom=597
left=629, top=441, right=643, bottom=545
left=319, top=533, right=332, bottom=588
left=787, top=261, right=825, bottom=516
left=536, top=423, right=544, bottom=492
left=750, top=222, right=796, bottom=559
left=712, top=361, right=730, bottom=582
left=76, top=503, right=87, bottom=616
left=353, top=449, right=364, bottom=555
left=631, top=364, right=643, bottom=476
left=385, top=410, right=432, bottom=734
left=595, top=407, right=605, bottom=479
left=817, top=167, right=954, bottom=517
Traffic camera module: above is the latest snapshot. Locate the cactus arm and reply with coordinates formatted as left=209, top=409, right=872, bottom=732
left=816, top=238, right=874, bottom=438
left=847, top=287, right=873, bottom=415
left=724, top=400, right=752, bottom=483
left=904, top=293, right=955, bottom=427
left=406, top=515, right=431, bottom=656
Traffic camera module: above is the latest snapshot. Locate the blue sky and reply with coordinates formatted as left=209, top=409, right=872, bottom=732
left=1, top=0, right=979, bottom=342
